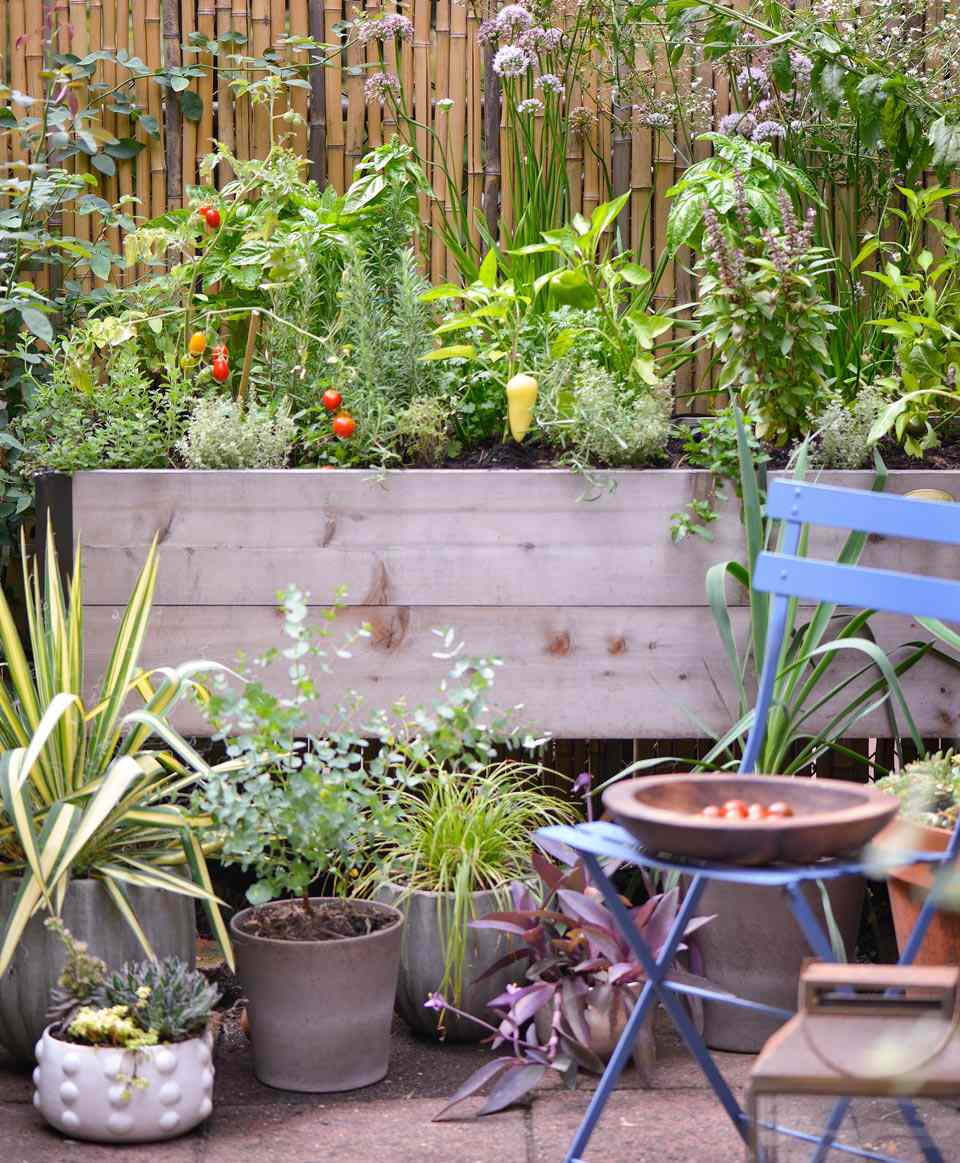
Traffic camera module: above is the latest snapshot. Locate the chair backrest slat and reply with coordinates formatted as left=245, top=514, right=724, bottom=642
left=765, top=479, right=960, bottom=545
left=753, top=553, right=960, bottom=622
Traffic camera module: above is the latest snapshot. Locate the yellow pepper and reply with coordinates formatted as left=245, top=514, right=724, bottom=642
left=506, top=373, right=538, bottom=442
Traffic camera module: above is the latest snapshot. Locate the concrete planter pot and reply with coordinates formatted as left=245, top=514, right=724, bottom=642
left=59, top=467, right=960, bottom=742
left=32, top=1026, right=214, bottom=1142
left=230, top=897, right=403, bottom=1093
left=0, top=878, right=195, bottom=1065
left=693, top=874, right=865, bottom=1053
left=883, top=820, right=960, bottom=965
left=374, top=883, right=519, bottom=1042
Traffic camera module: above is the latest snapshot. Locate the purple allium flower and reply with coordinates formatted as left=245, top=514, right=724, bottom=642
left=752, top=119, right=786, bottom=143
left=568, top=105, right=596, bottom=136
left=477, top=17, right=500, bottom=45
left=364, top=72, right=401, bottom=105
left=517, top=97, right=544, bottom=115
left=642, top=111, right=672, bottom=129
left=519, top=25, right=563, bottom=53
left=536, top=72, right=564, bottom=94
left=356, top=13, right=413, bottom=43
left=718, top=111, right=755, bottom=138
left=493, top=44, right=530, bottom=77
left=790, top=52, right=814, bottom=84
left=736, top=65, right=768, bottom=90
left=496, top=3, right=533, bottom=38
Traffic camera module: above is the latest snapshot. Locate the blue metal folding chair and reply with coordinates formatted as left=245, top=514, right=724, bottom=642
left=539, top=479, right=960, bottom=1163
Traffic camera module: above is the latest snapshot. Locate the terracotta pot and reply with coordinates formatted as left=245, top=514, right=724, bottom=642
left=32, top=1026, right=214, bottom=1142
left=881, top=820, right=960, bottom=965
left=374, top=883, right=519, bottom=1042
left=534, top=983, right=656, bottom=1081
left=230, top=897, right=403, bottom=1093
left=692, top=874, right=865, bottom=1053
left=0, top=878, right=195, bottom=1065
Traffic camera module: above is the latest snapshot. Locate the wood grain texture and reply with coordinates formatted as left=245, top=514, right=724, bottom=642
left=75, top=469, right=960, bottom=608
left=74, top=468, right=960, bottom=738
left=80, top=602, right=960, bottom=739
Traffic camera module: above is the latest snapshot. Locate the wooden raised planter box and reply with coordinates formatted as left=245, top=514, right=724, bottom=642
left=46, top=468, right=960, bottom=739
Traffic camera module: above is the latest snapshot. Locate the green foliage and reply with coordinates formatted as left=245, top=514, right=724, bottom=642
left=812, top=386, right=890, bottom=469
left=694, top=201, right=838, bottom=444
left=876, top=751, right=960, bottom=831
left=100, top=958, right=220, bottom=1043
left=357, top=762, right=575, bottom=1002
left=861, top=187, right=960, bottom=455
left=537, top=355, right=673, bottom=468
left=0, top=529, right=234, bottom=977
left=392, top=397, right=452, bottom=465
left=177, top=396, right=295, bottom=469
left=16, top=324, right=195, bottom=472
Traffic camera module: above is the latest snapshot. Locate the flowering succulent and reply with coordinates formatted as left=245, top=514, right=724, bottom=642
left=876, top=752, right=960, bottom=831
left=68, top=1006, right=159, bottom=1051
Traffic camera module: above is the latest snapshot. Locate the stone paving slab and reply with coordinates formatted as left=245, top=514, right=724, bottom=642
left=203, top=1098, right=528, bottom=1163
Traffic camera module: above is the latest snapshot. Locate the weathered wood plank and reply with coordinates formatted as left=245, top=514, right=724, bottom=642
left=83, top=604, right=960, bottom=740
left=74, top=470, right=960, bottom=608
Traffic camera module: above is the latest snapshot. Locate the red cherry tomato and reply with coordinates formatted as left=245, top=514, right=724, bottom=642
left=198, top=204, right=211, bottom=216
left=723, top=804, right=748, bottom=820
left=747, top=803, right=769, bottom=820
left=332, top=413, right=356, bottom=439
left=211, top=357, right=230, bottom=383
left=204, top=207, right=221, bottom=229
left=723, top=799, right=748, bottom=813
left=211, top=343, right=228, bottom=361
left=322, top=389, right=343, bottom=412
left=768, top=802, right=794, bottom=818
left=701, top=804, right=722, bottom=819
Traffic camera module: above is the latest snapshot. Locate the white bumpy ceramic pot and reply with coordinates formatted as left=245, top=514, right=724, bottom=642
left=32, top=1026, right=214, bottom=1142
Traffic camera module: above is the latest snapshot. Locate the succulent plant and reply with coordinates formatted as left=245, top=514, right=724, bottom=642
left=100, top=958, right=220, bottom=1043
left=876, top=751, right=960, bottom=830
left=44, top=917, right=108, bottom=1032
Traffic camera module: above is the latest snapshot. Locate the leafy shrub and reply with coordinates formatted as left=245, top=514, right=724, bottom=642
left=812, top=386, right=889, bottom=469
left=537, top=355, right=673, bottom=467
left=392, top=397, right=451, bottom=465
left=16, top=328, right=195, bottom=472
left=177, top=396, right=295, bottom=469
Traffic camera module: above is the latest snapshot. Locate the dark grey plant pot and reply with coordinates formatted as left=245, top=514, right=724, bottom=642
left=0, top=878, right=196, bottom=1066
left=694, top=875, right=865, bottom=1052
left=230, top=897, right=403, bottom=1093
left=374, top=883, right=519, bottom=1042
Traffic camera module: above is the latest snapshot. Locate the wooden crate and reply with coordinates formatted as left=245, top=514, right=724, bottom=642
left=58, top=468, right=960, bottom=738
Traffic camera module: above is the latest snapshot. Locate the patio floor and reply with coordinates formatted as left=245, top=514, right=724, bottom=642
left=3, top=1009, right=960, bottom=1162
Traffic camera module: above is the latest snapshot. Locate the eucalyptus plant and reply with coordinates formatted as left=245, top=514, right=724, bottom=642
left=0, top=527, right=234, bottom=976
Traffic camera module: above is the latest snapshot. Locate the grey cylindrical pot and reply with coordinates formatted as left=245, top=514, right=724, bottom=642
left=694, top=875, right=864, bottom=1052
left=375, top=883, right=518, bottom=1042
left=230, top=897, right=403, bottom=1093
left=0, top=878, right=196, bottom=1065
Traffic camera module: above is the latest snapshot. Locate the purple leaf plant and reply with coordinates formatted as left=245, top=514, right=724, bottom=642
left=429, top=774, right=717, bottom=1119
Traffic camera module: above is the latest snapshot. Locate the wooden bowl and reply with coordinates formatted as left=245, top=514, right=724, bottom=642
left=602, top=774, right=899, bottom=865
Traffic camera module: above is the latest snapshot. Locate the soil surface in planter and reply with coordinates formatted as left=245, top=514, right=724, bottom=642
left=235, top=899, right=396, bottom=942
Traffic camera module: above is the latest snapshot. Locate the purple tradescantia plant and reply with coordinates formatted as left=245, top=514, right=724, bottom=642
left=429, top=817, right=717, bottom=1120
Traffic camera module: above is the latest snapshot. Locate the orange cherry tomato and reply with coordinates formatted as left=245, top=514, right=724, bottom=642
left=332, top=413, right=356, bottom=439
left=723, top=799, right=748, bottom=813
left=701, top=804, right=722, bottom=819
left=188, top=331, right=207, bottom=357
left=747, top=803, right=769, bottom=820
left=211, top=357, right=230, bottom=383
left=204, top=207, right=221, bottom=229
left=322, top=389, right=343, bottom=412
left=768, top=802, right=794, bottom=818
left=723, top=806, right=748, bottom=820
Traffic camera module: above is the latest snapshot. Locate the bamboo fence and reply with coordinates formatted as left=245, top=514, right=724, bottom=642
left=0, top=0, right=945, bottom=393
